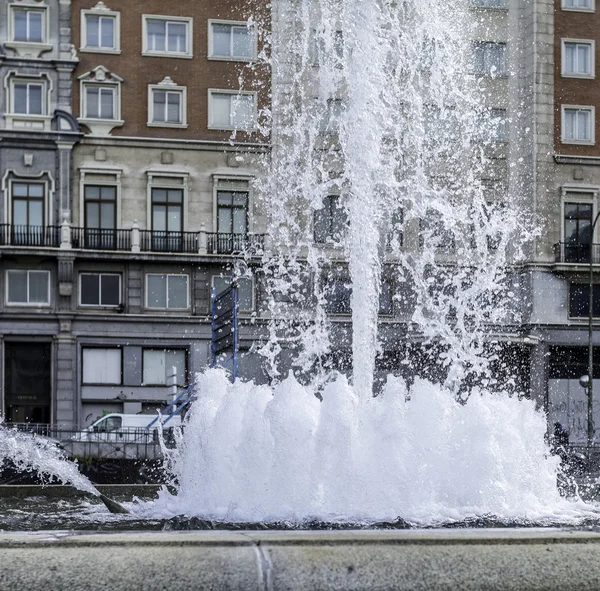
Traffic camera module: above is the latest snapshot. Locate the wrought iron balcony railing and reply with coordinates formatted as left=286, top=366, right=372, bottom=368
left=554, top=242, right=600, bottom=264
left=139, top=230, right=199, bottom=253
left=71, top=227, right=132, bottom=251
left=0, top=224, right=60, bottom=247
left=207, top=232, right=265, bottom=255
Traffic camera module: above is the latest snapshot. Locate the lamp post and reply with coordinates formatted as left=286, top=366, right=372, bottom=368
left=583, top=210, right=600, bottom=449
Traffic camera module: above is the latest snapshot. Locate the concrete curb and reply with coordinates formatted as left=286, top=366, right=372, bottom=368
left=1, top=529, right=600, bottom=590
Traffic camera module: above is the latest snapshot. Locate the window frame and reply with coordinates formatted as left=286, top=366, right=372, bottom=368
left=561, top=105, right=595, bottom=145
left=208, top=89, right=258, bottom=131
left=147, top=83, right=188, bottom=128
left=561, top=0, right=595, bottom=12
left=145, top=273, right=190, bottom=310
left=80, top=7, right=121, bottom=54
left=5, top=269, right=50, bottom=307
left=568, top=283, right=600, bottom=319
left=561, top=39, right=595, bottom=79
left=81, top=347, right=122, bottom=385
left=8, top=4, right=47, bottom=43
left=141, top=348, right=188, bottom=386
left=141, top=15, right=193, bottom=59
left=208, top=19, right=257, bottom=62
left=472, top=41, right=507, bottom=78
left=82, top=84, right=118, bottom=120
left=79, top=272, right=122, bottom=308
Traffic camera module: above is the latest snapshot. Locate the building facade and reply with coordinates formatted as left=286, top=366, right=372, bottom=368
left=1, top=0, right=270, bottom=430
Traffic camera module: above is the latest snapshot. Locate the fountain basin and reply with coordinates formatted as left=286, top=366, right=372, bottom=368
left=3, top=529, right=600, bottom=590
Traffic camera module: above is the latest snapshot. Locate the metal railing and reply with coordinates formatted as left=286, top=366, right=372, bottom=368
left=6, top=423, right=178, bottom=460
left=140, top=230, right=198, bottom=253
left=0, top=224, right=60, bottom=247
left=207, top=232, right=265, bottom=254
left=554, top=242, right=600, bottom=264
left=72, top=227, right=132, bottom=251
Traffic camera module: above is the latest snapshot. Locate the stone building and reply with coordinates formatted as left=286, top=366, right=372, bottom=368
left=1, top=0, right=270, bottom=430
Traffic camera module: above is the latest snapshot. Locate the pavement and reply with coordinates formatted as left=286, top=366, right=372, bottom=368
left=2, top=529, right=600, bottom=590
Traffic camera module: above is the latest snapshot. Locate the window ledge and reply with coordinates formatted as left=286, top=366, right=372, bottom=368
left=141, top=51, right=193, bottom=60
left=561, top=139, right=595, bottom=146
left=561, top=7, right=595, bottom=12
left=207, top=55, right=255, bottom=63
left=3, top=41, right=53, bottom=59
left=79, top=47, right=122, bottom=55
left=147, top=122, right=189, bottom=129
left=207, top=124, right=258, bottom=132
left=562, top=73, right=595, bottom=79
left=470, top=6, right=509, bottom=11
left=5, top=302, right=50, bottom=308
left=4, top=114, right=52, bottom=131
left=78, top=117, right=125, bottom=136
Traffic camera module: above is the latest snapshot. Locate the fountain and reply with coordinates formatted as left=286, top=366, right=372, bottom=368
left=0, top=0, right=598, bottom=552
left=147, top=0, right=595, bottom=526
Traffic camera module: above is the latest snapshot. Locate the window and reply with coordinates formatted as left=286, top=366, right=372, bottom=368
left=325, top=279, right=351, bottom=314
left=78, top=66, right=124, bottom=135
left=379, top=280, right=393, bottom=316
left=143, top=16, right=192, bottom=58
left=562, top=106, right=594, bottom=144
left=84, top=86, right=115, bottom=119
left=569, top=284, right=600, bottom=318
left=562, top=41, right=594, bottom=77
left=12, top=8, right=44, bottom=42
left=314, top=195, right=348, bottom=243
left=562, top=0, right=594, bottom=10
left=564, top=201, right=593, bottom=262
left=80, top=273, right=121, bottom=307
left=143, top=349, right=187, bottom=385
left=387, top=209, right=404, bottom=249
left=420, top=211, right=455, bottom=249
left=148, top=81, right=186, bottom=127
left=320, top=99, right=344, bottom=133
left=151, top=188, right=183, bottom=251
left=217, top=190, right=248, bottom=235
left=213, top=275, right=254, bottom=312
left=209, top=21, right=255, bottom=60
left=12, top=182, right=44, bottom=230
left=84, top=185, right=116, bottom=248
left=480, top=108, right=508, bottom=142
left=6, top=270, right=50, bottom=305
left=473, top=42, right=506, bottom=77
left=13, top=82, right=43, bottom=115
left=208, top=91, right=257, bottom=130
left=146, top=274, right=189, bottom=309
left=82, top=348, right=121, bottom=384
left=81, top=8, right=120, bottom=53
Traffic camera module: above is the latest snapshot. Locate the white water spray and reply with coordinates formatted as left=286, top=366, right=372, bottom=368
left=158, top=0, right=592, bottom=523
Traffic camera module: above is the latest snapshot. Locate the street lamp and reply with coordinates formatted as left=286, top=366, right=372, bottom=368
left=581, top=210, right=600, bottom=449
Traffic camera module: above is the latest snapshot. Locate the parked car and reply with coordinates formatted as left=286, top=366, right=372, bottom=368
left=73, top=413, right=181, bottom=443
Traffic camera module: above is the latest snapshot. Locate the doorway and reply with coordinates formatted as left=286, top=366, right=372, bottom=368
left=4, top=343, right=51, bottom=424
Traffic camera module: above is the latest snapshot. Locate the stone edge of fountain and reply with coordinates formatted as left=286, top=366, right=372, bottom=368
left=1, top=529, right=600, bottom=590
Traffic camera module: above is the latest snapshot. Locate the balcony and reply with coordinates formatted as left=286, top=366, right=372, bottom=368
left=0, top=224, right=60, bottom=247
left=140, top=230, right=199, bottom=254
left=207, top=233, right=265, bottom=255
left=72, top=227, right=132, bottom=251
left=0, top=223, right=267, bottom=257
left=554, top=242, right=600, bottom=265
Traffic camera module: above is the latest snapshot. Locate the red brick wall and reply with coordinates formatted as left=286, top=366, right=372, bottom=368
left=72, top=0, right=270, bottom=142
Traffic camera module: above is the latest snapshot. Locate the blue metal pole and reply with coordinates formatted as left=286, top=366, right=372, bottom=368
left=210, top=286, right=217, bottom=367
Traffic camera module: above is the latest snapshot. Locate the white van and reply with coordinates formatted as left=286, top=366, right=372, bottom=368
left=75, top=413, right=182, bottom=443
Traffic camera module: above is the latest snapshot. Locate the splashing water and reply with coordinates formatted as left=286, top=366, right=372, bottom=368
left=0, top=424, right=98, bottom=497
left=159, top=0, right=591, bottom=524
